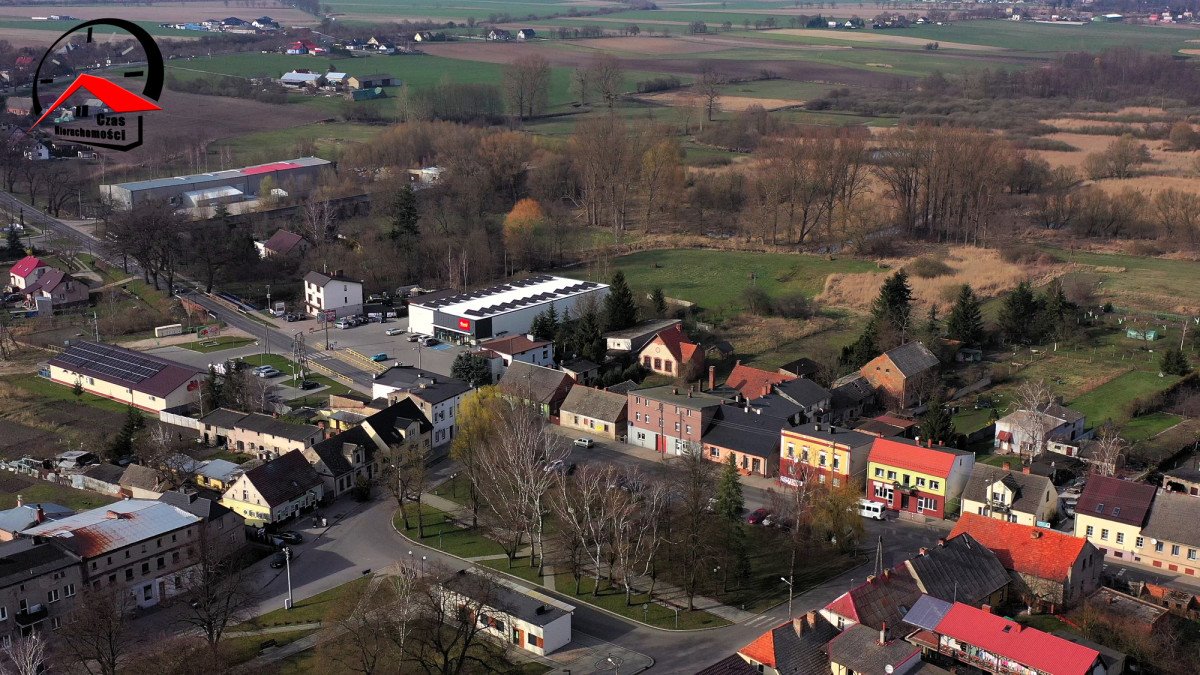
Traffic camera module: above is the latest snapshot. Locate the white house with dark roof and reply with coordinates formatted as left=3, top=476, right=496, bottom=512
left=220, top=450, right=324, bottom=526
left=373, top=367, right=470, bottom=446
left=47, top=341, right=203, bottom=412
left=996, top=402, right=1086, bottom=457
left=8, top=255, right=49, bottom=290
left=439, top=569, right=574, bottom=656
left=303, top=270, right=363, bottom=319
left=960, top=462, right=1057, bottom=527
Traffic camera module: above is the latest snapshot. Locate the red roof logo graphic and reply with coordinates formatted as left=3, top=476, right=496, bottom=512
left=29, top=73, right=161, bottom=129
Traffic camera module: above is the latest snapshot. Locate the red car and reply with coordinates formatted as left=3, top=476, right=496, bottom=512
left=747, top=508, right=770, bottom=525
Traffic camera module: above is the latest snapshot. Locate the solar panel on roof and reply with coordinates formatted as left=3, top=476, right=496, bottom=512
left=58, top=343, right=167, bottom=384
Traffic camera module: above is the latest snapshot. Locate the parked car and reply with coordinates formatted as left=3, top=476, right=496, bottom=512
left=573, top=438, right=595, bottom=449
left=297, top=380, right=320, bottom=390
left=385, top=327, right=405, bottom=336
left=857, top=499, right=886, bottom=521
left=420, top=337, right=438, bottom=347
left=543, top=460, right=577, bottom=475
left=284, top=313, right=300, bottom=322
left=406, top=334, right=422, bottom=342
left=334, top=318, right=354, bottom=329
left=747, top=508, right=770, bottom=525
left=270, top=551, right=289, bottom=568
left=255, top=367, right=281, bottom=378
left=370, top=353, right=388, bottom=362
left=3, top=293, right=21, bottom=303
left=276, top=531, right=303, bottom=545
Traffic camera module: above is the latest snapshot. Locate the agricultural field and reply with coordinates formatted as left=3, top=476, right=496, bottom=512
left=1047, top=248, right=1200, bottom=317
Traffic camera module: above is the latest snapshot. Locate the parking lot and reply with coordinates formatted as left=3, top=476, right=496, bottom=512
left=312, top=315, right=469, bottom=378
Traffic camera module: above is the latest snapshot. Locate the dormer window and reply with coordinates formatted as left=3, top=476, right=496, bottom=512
left=1095, top=503, right=1104, bottom=514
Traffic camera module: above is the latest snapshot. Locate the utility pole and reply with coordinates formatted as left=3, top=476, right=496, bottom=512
left=266, top=284, right=271, bottom=315
left=1182, top=319, right=1189, bottom=351
left=284, top=546, right=293, bottom=610
left=92, top=312, right=99, bottom=342
left=292, top=331, right=307, bottom=382
left=781, top=576, right=794, bottom=618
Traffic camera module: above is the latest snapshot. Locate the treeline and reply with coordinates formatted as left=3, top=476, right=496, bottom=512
left=165, top=73, right=289, bottom=104
left=402, top=82, right=505, bottom=124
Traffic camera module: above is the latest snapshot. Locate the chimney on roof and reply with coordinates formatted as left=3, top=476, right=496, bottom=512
left=708, top=366, right=715, bottom=392
left=982, top=604, right=992, bottom=614
left=688, top=391, right=693, bottom=399
left=35, top=505, right=44, bottom=524
left=1031, top=530, right=1042, bottom=539
left=15, top=495, right=21, bottom=508
left=882, top=568, right=892, bottom=579
left=1022, top=465, right=1031, bottom=474
left=672, top=388, right=678, bottom=396
left=1002, top=461, right=1011, bottom=471
left=879, top=622, right=887, bottom=645
left=937, top=538, right=946, bottom=547
left=918, top=547, right=929, bottom=556
left=735, top=359, right=741, bottom=367
left=866, top=574, right=876, bottom=584
left=927, top=437, right=933, bottom=448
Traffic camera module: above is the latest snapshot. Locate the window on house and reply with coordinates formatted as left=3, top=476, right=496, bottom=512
left=818, top=474, right=826, bottom=484
left=916, top=477, right=926, bottom=487
left=674, top=422, right=680, bottom=432
left=51, top=617, right=61, bottom=630
left=666, top=361, right=673, bottom=373
left=709, top=447, right=719, bottom=457
left=1101, top=529, right=1109, bottom=541
left=125, top=569, right=133, bottom=581
left=787, top=444, right=795, bottom=458
left=685, top=425, right=692, bottom=435
left=833, top=477, right=841, bottom=487
left=1173, top=544, right=1182, bottom=556
left=887, top=470, right=897, bottom=480
left=1155, top=541, right=1165, bottom=553
left=1112, top=507, right=1121, bottom=517
left=64, top=584, right=75, bottom=597
left=47, top=589, right=59, bottom=603
left=874, top=467, right=883, bottom=478
left=141, top=562, right=150, bottom=575
left=819, top=454, right=827, bottom=467
left=1116, top=533, right=1125, bottom=545
left=0, top=607, right=6, bottom=621
left=929, top=481, right=940, bottom=491
left=1137, top=536, right=1145, bottom=548
left=1085, top=525, right=1094, bottom=536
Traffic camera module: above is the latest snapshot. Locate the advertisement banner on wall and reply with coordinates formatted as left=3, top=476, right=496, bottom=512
left=198, top=324, right=221, bottom=338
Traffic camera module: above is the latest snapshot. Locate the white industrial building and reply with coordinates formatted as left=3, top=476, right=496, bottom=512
left=100, top=157, right=331, bottom=210
left=407, top=275, right=609, bottom=345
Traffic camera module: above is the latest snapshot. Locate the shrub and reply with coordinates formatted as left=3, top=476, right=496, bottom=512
left=636, top=75, right=682, bottom=94
left=742, top=286, right=774, bottom=315
left=907, top=256, right=953, bottom=279
left=774, top=293, right=817, bottom=319
left=999, top=243, right=1059, bottom=265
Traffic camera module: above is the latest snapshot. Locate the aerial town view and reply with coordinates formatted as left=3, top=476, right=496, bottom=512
left=3, top=0, right=1200, bottom=672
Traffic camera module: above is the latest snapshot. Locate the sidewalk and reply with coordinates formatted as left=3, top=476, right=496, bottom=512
left=419, top=492, right=759, bottom=624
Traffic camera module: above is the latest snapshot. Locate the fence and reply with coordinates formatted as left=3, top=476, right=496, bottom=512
left=160, top=405, right=201, bottom=431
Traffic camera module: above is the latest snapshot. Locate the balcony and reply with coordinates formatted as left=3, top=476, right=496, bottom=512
left=14, top=604, right=47, bottom=627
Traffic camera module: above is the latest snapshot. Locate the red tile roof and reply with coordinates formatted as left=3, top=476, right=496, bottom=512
left=949, top=513, right=1089, bottom=583
left=241, top=161, right=300, bottom=176
left=739, top=626, right=777, bottom=667
left=482, top=334, right=549, bottom=356
left=867, top=437, right=966, bottom=478
left=725, top=363, right=795, bottom=398
left=1075, top=475, right=1157, bottom=528
left=9, top=255, right=45, bottom=279
left=934, top=603, right=1100, bottom=675
left=821, top=567, right=922, bottom=629
left=644, top=324, right=701, bottom=364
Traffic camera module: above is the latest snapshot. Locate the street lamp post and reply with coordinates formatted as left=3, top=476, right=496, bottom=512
left=284, top=546, right=294, bottom=610
left=781, top=576, right=794, bottom=618
left=412, top=343, right=423, bottom=370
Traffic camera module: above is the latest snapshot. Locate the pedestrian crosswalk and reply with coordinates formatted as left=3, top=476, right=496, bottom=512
left=742, top=613, right=781, bottom=627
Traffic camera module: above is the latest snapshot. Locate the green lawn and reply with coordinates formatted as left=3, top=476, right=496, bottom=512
left=564, top=249, right=877, bottom=320
left=1118, top=411, right=1180, bottom=443
left=1068, top=370, right=1181, bottom=426
left=5, top=374, right=143, bottom=415
left=239, top=353, right=354, bottom=401
left=1047, top=247, right=1200, bottom=317
left=237, top=577, right=370, bottom=630
left=179, top=336, right=257, bottom=353
left=479, top=557, right=546, bottom=585
left=554, top=573, right=729, bottom=629
left=220, top=629, right=317, bottom=668
left=394, top=503, right=509, bottom=559
left=0, top=482, right=119, bottom=511
left=208, top=122, right=382, bottom=167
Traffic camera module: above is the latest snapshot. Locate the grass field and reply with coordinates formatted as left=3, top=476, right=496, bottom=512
left=5, top=373, right=142, bottom=415
left=1068, top=370, right=1182, bottom=426
left=1047, top=247, right=1200, bottom=316
left=565, top=249, right=878, bottom=320
left=207, top=122, right=382, bottom=166
left=237, top=577, right=370, bottom=630
left=0, top=481, right=119, bottom=511
left=179, top=336, right=257, bottom=353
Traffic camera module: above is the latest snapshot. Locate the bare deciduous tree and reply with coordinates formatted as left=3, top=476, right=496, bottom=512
left=1088, top=422, right=1126, bottom=477
left=406, top=565, right=501, bottom=675
left=610, top=473, right=670, bottom=605
left=380, top=439, right=429, bottom=536
left=60, top=584, right=134, bottom=675
left=696, top=67, right=724, bottom=122
left=1012, top=378, right=1056, bottom=461
left=1, top=630, right=47, bottom=675
left=669, top=443, right=717, bottom=610
left=502, top=54, right=551, bottom=120
left=587, top=53, right=624, bottom=108
left=177, top=524, right=260, bottom=646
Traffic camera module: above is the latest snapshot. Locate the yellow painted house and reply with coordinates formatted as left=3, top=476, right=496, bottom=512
left=1073, top=475, right=1159, bottom=562
left=221, top=450, right=324, bottom=526
left=865, top=438, right=974, bottom=520
left=960, top=463, right=1057, bottom=527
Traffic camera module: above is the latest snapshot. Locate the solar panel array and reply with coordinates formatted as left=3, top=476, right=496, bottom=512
left=55, top=342, right=167, bottom=384
left=462, top=281, right=601, bottom=318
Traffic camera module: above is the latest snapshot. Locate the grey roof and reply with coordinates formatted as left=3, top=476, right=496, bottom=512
left=778, top=357, right=820, bottom=378
left=560, top=385, right=627, bottom=422
left=199, top=408, right=247, bottom=429
left=561, top=358, right=599, bottom=374
left=788, top=423, right=874, bottom=450
left=605, top=380, right=639, bottom=395
left=82, top=463, right=125, bottom=484
left=832, top=373, right=874, bottom=404
left=1043, top=402, right=1085, bottom=424
left=962, top=464, right=1055, bottom=517
left=498, top=361, right=573, bottom=405
left=745, top=615, right=839, bottom=674
left=0, top=539, right=80, bottom=590
left=107, top=157, right=329, bottom=192
left=22, top=500, right=200, bottom=558
left=374, top=367, right=471, bottom=405
left=826, top=623, right=920, bottom=673
left=744, top=393, right=804, bottom=422
left=0, top=503, right=73, bottom=534
left=441, top=570, right=572, bottom=627
left=195, top=459, right=243, bottom=482
left=774, top=378, right=831, bottom=408
left=308, top=430, right=363, bottom=477
left=631, top=384, right=725, bottom=410
left=1165, top=466, right=1200, bottom=483
left=1141, top=490, right=1200, bottom=548
left=303, top=270, right=360, bottom=287
left=881, top=341, right=939, bottom=377
left=604, top=319, right=681, bottom=349
left=703, top=404, right=795, bottom=459
left=695, top=654, right=758, bottom=675
left=902, top=594, right=953, bottom=631
left=904, top=534, right=1010, bottom=606
left=235, top=413, right=322, bottom=442
left=240, top=450, right=324, bottom=508
left=158, top=491, right=234, bottom=521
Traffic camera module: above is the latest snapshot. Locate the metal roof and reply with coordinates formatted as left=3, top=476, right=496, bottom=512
left=105, top=157, right=330, bottom=193
left=22, top=500, right=200, bottom=558
left=48, top=341, right=201, bottom=398
left=903, top=594, right=953, bottom=631
left=411, top=274, right=608, bottom=320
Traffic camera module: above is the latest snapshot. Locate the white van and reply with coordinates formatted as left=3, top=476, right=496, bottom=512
left=857, top=499, right=886, bottom=521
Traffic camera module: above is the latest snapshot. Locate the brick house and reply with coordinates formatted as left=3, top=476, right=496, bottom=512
left=724, top=362, right=795, bottom=399
left=865, top=438, right=975, bottom=520
left=950, top=513, right=1102, bottom=612
left=627, top=385, right=725, bottom=457
left=637, top=324, right=704, bottom=380
left=779, top=423, right=874, bottom=490
left=859, top=341, right=940, bottom=410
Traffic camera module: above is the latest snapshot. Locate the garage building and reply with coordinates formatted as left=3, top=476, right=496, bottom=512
left=407, top=275, right=609, bottom=345
left=100, top=157, right=332, bottom=210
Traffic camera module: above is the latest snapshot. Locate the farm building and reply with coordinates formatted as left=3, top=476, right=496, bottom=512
left=279, top=71, right=324, bottom=87
left=407, top=275, right=610, bottom=345
left=347, top=74, right=397, bottom=89
left=46, top=341, right=203, bottom=412
left=100, top=157, right=331, bottom=210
